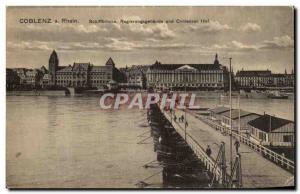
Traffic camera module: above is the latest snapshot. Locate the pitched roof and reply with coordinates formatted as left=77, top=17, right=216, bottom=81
left=236, top=70, right=272, bottom=77
left=209, top=106, right=230, bottom=114
left=73, top=63, right=90, bottom=71
left=106, top=57, right=115, bottom=66
left=248, top=114, right=293, bottom=132
left=90, top=65, right=111, bottom=72
left=221, top=109, right=259, bottom=120
left=272, top=74, right=286, bottom=77
left=57, top=66, right=68, bottom=70
left=57, top=65, right=73, bottom=72
left=40, top=66, right=48, bottom=73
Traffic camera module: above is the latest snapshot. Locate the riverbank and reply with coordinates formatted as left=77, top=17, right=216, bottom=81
left=6, top=90, right=66, bottom=96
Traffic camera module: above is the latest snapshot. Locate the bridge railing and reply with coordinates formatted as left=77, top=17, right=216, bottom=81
left=198, top=116, right=294, bottom=172
left=163, top=111, right=226, bottom=182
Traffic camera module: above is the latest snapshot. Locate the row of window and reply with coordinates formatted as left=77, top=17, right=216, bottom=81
left=152, top=83, right=222, bottom=87
left=91, top=80, right=109, bottom=84
left=148, top=70, right=223, bottom=74
left=56, top=80, right=110, bottom=84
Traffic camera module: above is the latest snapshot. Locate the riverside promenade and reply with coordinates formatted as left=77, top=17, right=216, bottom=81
left=161, top=108, right=294, bottom=188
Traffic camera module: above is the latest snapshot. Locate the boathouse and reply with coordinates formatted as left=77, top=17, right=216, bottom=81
left=248, top=114, right=294, bottom=147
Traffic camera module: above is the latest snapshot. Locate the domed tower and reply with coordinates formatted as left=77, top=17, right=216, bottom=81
left=214, top=53, right=219, bottom=65
left=49, top=50, right=59, bottom=85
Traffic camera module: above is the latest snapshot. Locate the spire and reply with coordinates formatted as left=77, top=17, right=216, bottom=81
left=285, top=69, right=287, bottom=74
left=50, top=50, right=57, bottom=58
left=214, top=53, right=219, bottom=65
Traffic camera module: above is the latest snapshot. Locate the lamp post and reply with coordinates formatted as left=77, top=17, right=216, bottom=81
left=229, top=57, right=233, bottom=173
left=224, top=57, right=233, bottom=172
left=184, top=72, right=187, bottom=141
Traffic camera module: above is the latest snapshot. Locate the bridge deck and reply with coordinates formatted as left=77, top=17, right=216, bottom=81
left=162, top=108, right=294, bottom=188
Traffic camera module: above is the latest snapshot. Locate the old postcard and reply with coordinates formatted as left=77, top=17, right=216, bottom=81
left=6, top=6, right=295, bottom=189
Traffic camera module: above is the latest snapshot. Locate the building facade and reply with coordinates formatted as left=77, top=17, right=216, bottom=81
left=120, top=65, right=148, bottom=89
left=7, top=68, right=45, bottom=87
left=14, top=68, right=27, bottom=85
left=56, top=63, right=90, bottom=87
left=146, top=54, right=229, bottom=90
left=6, top=69, right=20, bottom=90
left=47, top=50, right=122, bottom=89
left=24, top=69, right=43, bottom=87
left=235, top=69, right=294, bottom=88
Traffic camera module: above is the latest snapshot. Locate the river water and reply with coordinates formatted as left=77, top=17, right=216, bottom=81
left=6, top=95, right=294, bottom=188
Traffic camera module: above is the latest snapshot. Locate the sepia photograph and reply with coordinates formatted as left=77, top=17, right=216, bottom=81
left=5, top=6, right=295, bottom=189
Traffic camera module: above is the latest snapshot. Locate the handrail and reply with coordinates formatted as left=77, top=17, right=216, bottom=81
left=163, top=111, right=228, bottom=182
left=198, top=116, right=294, bottom=172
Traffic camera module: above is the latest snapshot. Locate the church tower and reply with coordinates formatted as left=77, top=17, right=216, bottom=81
left=49, top=50, right=59, bottom=85
left=214, top=53, right=220, bottom=65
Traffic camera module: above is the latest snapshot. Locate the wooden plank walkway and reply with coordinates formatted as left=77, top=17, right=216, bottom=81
left=161, top=108, right=294, bottom=188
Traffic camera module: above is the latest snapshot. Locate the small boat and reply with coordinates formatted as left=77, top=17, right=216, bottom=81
left=268, top=91, right=289, bottom=99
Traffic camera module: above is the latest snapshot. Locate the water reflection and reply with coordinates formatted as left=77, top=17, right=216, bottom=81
left=6, top=95, right=294, bottom=188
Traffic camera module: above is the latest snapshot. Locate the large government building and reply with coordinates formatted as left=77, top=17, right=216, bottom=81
left=47, top=50, right=124, bottom=88
left=146, top=54, right=229, bottom=90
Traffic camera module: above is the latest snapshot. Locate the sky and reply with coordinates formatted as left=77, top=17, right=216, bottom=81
left=6, top=6, right=294, bottom=73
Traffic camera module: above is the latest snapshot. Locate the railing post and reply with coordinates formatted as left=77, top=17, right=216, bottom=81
left=220, top=142, right=227, bottom=187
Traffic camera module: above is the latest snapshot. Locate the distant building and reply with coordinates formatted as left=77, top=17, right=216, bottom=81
left=8, top=68, right=44, bottom=87
left=120, top=65, right=148, bottom=89
left=13, top=68, right=27, bottom=85
left=48, top=50, right=124, bottom=88
left=42, top=73, right=51, bottom=87
left=248, top=114, right=294, bottom=147
left=40, top=66, right=48, bottom=74
left=220, top=109, right=260, bottom=134
left=25, top=69, right=43, bottom=87
left=235, top=69, right=294, bottom=88
left=56, top=63, right=90, bottom=87
left=6, top=68, right=20, bottom=89
left=146, top=54, right=229, bottom=90
left=89, top=62, right=115, bottom=89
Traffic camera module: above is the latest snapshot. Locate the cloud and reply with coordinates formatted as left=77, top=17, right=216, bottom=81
left=189, top=21, right=232, bottom=33
left=104, top=38, right=137, bottom=51
left=231, top=41, right=259, bottom=51
left=200, top=35, right=293, bottom=53
left=239, top=23, right=262, bottom=33
left=75, top=24, right=108, bottom=33
left=7, top=41, right=52, bottom=51
left=260, top=35, right=294, bottom=49
left=22, top=23, right=107, bottom=34
left=7, top=40, right=108, bottom=52
left=103, top=38, right=194, bottom=51
left=7, top=37, right=186, bottom=53
left=7, top=34, right=294, bottom=55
